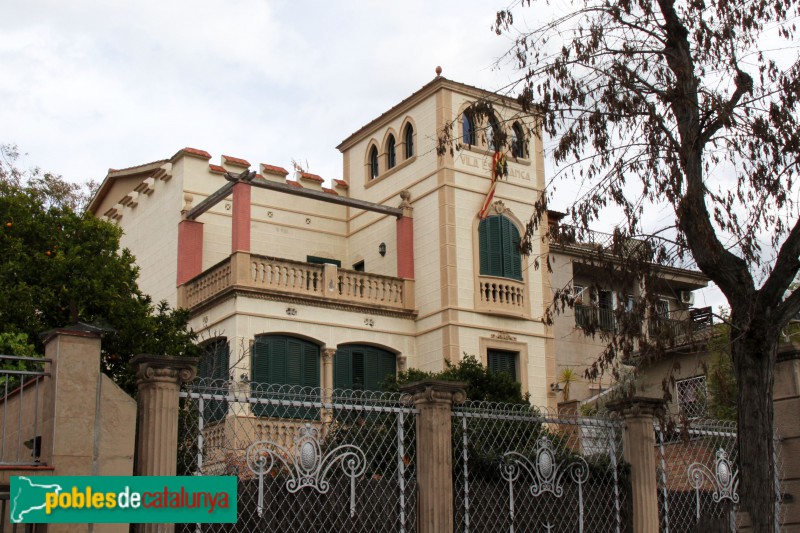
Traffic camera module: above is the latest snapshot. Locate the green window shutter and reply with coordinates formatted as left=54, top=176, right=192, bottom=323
left=334, top=348, right=352, bottom=390
left=252, top=336, right=319, bottom=419
left=285, top=339, right=302, bottom=386
left=376, top=349, right=397, bottom=389
left=501, top=217, right=522, bottom=280
left=334, top=345, right=396, bottom=393
left=301, top=342, right=319, bottom=388
left=488, top=216, right=504, bottom=277
left=479, top=216, right=522, bottom=280
left=352, top=351, right=365, bottom=390
left=479, top=219, right=490, bottom=275
left=488, top=349, right=518, bottom=382
left=251, top=339, right=271, bottom=417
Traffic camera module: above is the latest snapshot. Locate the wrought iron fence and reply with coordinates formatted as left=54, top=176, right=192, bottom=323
left=452, top=402, right=630, bottom=532
left=655, top=418, right=741, bottom=532
left=0, top=355, right=50, bottom=466
left=178, top=379, right=417, bottom=532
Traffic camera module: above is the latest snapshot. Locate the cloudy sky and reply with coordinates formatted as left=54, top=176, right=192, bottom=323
left=1, top=1, right=523, bottom=183
left=1, top=0, right=729, bottom=309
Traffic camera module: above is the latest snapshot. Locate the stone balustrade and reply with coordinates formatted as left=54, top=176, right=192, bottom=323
left=476, top=275, right=527, bottom=317
left=180, top=252, right=415, bottom=313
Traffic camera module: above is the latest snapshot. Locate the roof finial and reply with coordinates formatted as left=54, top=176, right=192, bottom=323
left=435, top=66, right=442, bottom=77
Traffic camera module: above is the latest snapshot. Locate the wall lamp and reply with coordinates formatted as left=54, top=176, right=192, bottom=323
left=379, top=242, right=387, bottom=257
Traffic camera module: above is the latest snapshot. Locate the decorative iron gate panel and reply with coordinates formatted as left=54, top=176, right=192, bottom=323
left=452, top=402, right=630, bottom=533
left=178, top=379, right=417, bottom=532
left=654, top=418, right=782, bottom=532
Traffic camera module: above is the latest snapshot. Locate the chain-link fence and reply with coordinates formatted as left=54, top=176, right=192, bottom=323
left=178, top=378, right=417, bottom=532
left=452, top=402, right=630, bottom=532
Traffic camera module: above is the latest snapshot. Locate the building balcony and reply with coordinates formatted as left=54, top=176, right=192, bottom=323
left=574, top=304, right=714, bottom=343
left=179, top=251, right=416, bottom=315
left=476, top=275, right=528, bottom=317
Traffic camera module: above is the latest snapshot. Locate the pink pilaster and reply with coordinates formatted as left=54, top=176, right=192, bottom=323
left=177, top=219, right=203, bottom=285
left=231, top=181, right=252, bottom=253
left=396, top=215, right=415, bottom=279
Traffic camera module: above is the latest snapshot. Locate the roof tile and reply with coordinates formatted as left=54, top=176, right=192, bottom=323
left=222, top=154, right=250, bottom=167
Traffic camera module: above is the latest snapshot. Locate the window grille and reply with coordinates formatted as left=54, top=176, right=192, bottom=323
left=676, top=375, right=708, bottom=419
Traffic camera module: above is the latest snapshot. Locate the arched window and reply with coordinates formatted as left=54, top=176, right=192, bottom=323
left=198, top=338, right=229, bottom=423
left=486, top=115, right=502, bottom=151
left=404, top=123, right=414, bottom=158
left=387, top=135, right=396, bottom=170
left=462, top=111, right=476, bottom=146
left=252, top=335, right=320, bottom=418
left=334, top=344, right=396, bottom=392
left=511, top=122, right=526, bottom=158
left=478, top=215, right=522, bottom=280
left=369, top=145, right=379, bottom=179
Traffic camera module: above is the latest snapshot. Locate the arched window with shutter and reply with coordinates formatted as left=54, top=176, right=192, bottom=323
left=251, top=335, right=320, bottom=418
left=334, top=345, right=396, bottom=392
left=478, top=215, right=522, bottom=281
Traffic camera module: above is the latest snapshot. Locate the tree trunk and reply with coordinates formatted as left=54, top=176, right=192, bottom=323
left=732, top=331, right=777, bottom=532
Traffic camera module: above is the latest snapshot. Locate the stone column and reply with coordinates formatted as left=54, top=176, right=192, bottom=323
left=322, top=348, right=336, bottom=393
left=396, top=190, right=415, bottom=279
left=608, top=397, right=664, bottom=533
left=775, top=342, right=800, bottom=532
left=131, top=355, right=196, bottom=533
left=400, top=380, right=466, bottom=533
left=231, top=181, right=251, bottom=253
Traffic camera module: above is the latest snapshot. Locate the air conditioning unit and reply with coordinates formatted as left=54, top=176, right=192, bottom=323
left=679, top=291, right=694, bottom=305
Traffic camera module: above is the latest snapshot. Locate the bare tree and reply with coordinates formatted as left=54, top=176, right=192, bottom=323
left=438, top=0, right=800, bottom=528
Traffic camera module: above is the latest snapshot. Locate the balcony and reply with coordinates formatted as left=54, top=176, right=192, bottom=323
left=180, top=252, right=416, bottom=315
left=574, top=304, right=714, bottom=343
left=476, top=276, right=528, bottom=317
left=574, top=304, right=616, bottom=332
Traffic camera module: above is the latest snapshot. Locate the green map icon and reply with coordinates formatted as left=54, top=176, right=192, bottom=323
left=10, top=476, right=62, bottom=523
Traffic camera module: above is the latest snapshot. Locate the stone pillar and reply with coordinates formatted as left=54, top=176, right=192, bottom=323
left=396, top=190, right=414, bottom=279
left=231, top=181, right=251, bottom=253
left=400, top=380, right=466, bottom=533
left=322, top=348, right=336, bottom=392
left=608, top=397, right=663, bottom=533
left=775, top=342, right=800, bottom=531
left=176, top=218, right=203, bottom=286
left=131, top=355, right=196, bottom=533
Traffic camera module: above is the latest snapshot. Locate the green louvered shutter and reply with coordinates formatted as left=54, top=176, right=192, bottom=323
left=479, top=219, right=490, bottom=275
left=252, top=336, right=320, bottom=419
left=352, top=351, right=366, bottom=390
left=301, top=342, right=320, bottom=417
left=488, top=216, right=504, bottom=277
left=488, top=349, right=518, bottom=381
left=376, top=349, right=397, bottom=390
left=334, top=345, right=396, bottom=393
left=334, top=348, right=352, bottom=390
left=500, top=217, right=522, bottom=280
left=251, top=338, right=272, bottom=417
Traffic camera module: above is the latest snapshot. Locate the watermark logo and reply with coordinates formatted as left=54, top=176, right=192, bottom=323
left=10, top=476, right=236, bottom=524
